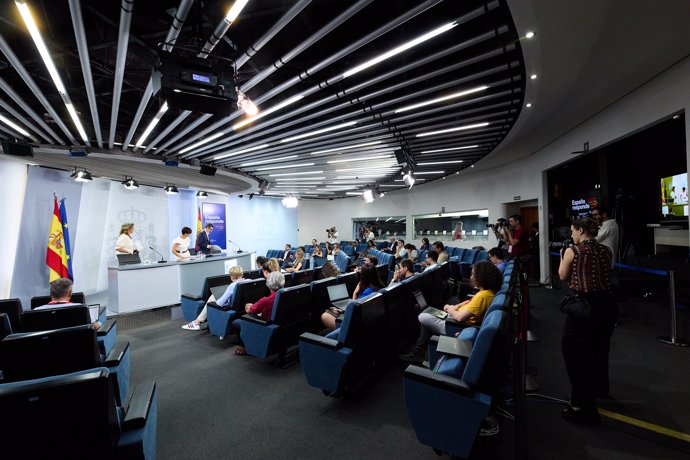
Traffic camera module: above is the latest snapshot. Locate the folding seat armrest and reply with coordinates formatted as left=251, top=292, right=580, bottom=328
left=206, top=301, right=232, bottom=312
left=299, top=332, right=340, bottom=350
left=122, top=382, right=157, bottom=430
left=404, top=365, right=473, bottom=396
left=241, top=314, right=268, bottom=326
left=104, top=340, right=130, bottom=367
left=97, top=318, right=116, bottom=336
left=181, top=293, right=202, bottom=301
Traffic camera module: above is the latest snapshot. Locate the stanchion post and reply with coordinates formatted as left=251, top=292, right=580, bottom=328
left=658, top=269, right=690, bottom=347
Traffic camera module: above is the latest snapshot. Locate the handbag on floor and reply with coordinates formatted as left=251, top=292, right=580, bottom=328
left=559, top=294, right=592, bottom=319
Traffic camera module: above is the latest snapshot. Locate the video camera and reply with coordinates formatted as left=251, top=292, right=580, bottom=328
left=487, top=218, right=508, bottom=231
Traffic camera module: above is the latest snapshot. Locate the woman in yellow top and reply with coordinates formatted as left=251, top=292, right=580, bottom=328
left=400, top=261, right=503, bottom=364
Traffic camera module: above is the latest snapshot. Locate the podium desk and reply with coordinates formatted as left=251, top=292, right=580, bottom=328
left=108, top=252, right=255, bottom=314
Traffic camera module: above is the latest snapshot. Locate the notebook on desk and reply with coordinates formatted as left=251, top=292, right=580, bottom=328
left=327, top=283, right=351, bottom=311
left=415, top=289, right=448, bottom=319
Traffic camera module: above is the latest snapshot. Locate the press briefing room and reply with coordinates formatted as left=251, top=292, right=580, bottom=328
left=1, top=0, right=690, bottom=459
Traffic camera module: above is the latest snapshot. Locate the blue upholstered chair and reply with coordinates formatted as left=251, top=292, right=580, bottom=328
left=308, top=277, right=339, bottom=327
left=240, top=283, right=312, bottom=361
left=444, top=292, right=509, bottom=338
left=299, top=293, right=387, bottom=396
left=206, top=278, right=268, bottom=340
left=334, top=251, right=350, bottom=273
left=30, top=291, right=86, bottom=310
left=0, top=313, right=11, bottom=340
left=0, top=324, right=131, bottom=406
left=0, top=298, right=23, bottom=333
left=0, top=367, right=157, bottom=459
left=403, top=310, right=508, bottom=459
left=180, top=274, right=231, bottom=321
left=337, top=271, right=360, bottom=297
left=20, top=305, right=118, bottom=357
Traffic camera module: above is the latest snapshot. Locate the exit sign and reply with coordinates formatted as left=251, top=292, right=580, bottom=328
left=513, top=195, right=521, bottom=201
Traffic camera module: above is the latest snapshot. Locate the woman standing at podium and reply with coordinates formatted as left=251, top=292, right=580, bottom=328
left=172, top=227, right=192, bottom=260
left=115, top=223, right=137, bottom=254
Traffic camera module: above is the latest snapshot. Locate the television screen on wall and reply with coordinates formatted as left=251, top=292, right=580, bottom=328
left=660, top=173, right=688, bottom=217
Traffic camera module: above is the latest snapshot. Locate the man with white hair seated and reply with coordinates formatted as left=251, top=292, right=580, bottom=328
left=231, top=271, right=285, bottom=356
left=37, top=277, right=100, bottom=330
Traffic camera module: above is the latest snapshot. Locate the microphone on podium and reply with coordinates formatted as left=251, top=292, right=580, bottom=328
left=227, top=240, right=244, bottom=253
left=149, top=246, right=167, bottom=263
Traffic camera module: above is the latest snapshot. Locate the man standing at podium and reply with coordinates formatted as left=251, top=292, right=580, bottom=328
left=196, top=223, right=213, bottom=255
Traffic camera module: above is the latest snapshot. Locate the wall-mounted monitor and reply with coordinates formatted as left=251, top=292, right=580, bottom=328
left=660, top=173, right=688, bottom=218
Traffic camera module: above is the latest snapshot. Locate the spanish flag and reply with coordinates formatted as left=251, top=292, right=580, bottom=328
left=197, top=206, right=202, bottom=234
left=46, top=196, right=70, bottom=282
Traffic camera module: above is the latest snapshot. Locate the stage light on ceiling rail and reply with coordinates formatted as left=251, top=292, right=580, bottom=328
left=237, top=89, right=258, bottom=116
left=122, top=176, right=139, bottom=190
left=164, top=184, right=179, bottom=195
left=70, top=167, right=92, bottom=182
left=282, top=195, right=299, bottom=208
left=362, top=188, right=375, bottom=204
left=196, top=190, right=208, bottom=198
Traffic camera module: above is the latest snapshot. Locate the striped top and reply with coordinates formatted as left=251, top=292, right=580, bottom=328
left=569, top=240, right=612, bottom=292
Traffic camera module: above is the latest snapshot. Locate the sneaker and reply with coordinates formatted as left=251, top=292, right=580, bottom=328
left=181, top=322, right=201, bottom=331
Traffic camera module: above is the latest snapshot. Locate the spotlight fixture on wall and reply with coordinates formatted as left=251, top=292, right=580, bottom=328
left=164, top=184, right=179, bottom=195
left=237, top=89, right=258, bottom=116
left=122, top=176, right=139, bottom=190
left=282, top=195, right=299, bottom=208
left=70, top=167, right=92, bottom=182
left=196, top=190, right=208, bottom=198
left=249, top=193, right=254, bottom=200
left=362, top=188, right=375, bottom=204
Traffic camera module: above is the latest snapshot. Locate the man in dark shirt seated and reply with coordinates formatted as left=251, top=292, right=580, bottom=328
left=231, top=271, right=285, bottom=355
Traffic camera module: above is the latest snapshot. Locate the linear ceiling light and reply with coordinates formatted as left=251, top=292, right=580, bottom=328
left=233, top=94, right=304, bottom=130
left=255, top=162, right=315, bottom=171
left=345, top=192, right=363, bottom=196
left=135, top=102, right=168, bottom=148
left=310, top=141, right=383, bottom=156
left=280, top=121, right=357, bottom=143
left=394, top=85, right=489, bottom=113
left=394, top=178, right=426, bottom=182
left=414, top=171, right=445, bottom=175
left=273, top=185, right=317, bottom=189
left=342, top=21, right=458, bottom=78
left=275, top=177, right=326, bottom=181
left=214, top=144, right=270, bottom=160
left=16, top=1, right=89, bottom=143
left=420, top=145, right=479, bottom=154
left=416, top=122, right=490, bottom=138
left=269, top=170, right=324, bottom=177
left=179, top=131, right=226, bottom=154
left=0, top=113, right=31, bottom=137
left=417, top=160, right=465, bottom=166
left=226, top=0, right=250, bottom=23
left=326, top=154, right=392, bottom=164
left=240, top=155, right=298, bottom=167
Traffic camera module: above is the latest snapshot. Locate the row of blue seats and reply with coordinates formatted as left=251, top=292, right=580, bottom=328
left=0, top=300, right=157, bottom=458
left=403, top=260, right=519, bottom=459
left=298, top=263, right=454, bottom=397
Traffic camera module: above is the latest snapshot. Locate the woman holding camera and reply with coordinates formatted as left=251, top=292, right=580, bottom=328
left=558, top=216, right=615, bottom=424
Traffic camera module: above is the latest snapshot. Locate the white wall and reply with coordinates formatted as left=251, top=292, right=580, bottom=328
left=298, top=55, right=690, bottom=282
left=0, top=162, right=27, bottom=298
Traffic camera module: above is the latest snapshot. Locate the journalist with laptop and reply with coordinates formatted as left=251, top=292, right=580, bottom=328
left=182, top=266, right=244, bottom=331
left=321, top=265, right=385, bottom=331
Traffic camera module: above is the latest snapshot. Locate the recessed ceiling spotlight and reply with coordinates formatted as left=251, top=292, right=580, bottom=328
left=530, top=74, right=538, bottom=80
left=526, top=103, right=533, bottom=108
left=525, top=31, right=535, bottom=39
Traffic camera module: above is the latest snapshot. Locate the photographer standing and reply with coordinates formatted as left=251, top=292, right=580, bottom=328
left=503, top=215, right=528, bottom=258
left=327, top=226, right=339, bottom=244
left=489, top=218, right=508, bottom=251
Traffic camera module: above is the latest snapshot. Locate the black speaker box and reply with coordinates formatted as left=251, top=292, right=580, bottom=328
left=200, top=165, right=217, bottom=176
left=2, top=141, right=33, bottom=157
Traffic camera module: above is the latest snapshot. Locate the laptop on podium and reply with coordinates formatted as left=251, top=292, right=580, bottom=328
left=117, top=254, right=141, bottom=265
